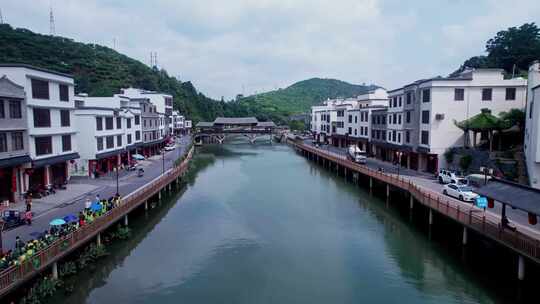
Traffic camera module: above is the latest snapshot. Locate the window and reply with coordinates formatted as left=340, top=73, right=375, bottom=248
left=398, top=114, right=402, bottom=124
left=393, top=114, right=397, bottom=124
left=348, top=127, right=352, bottom=135
left=422, top=89, right=430, bottom=103
left=117, top=135, right=122, bottom=146
left=392, top=130, right=396, bottom=142
left=97, top=137, right=103, bottom=151
left=135, top=115, right=140, bottom=125
left=31, top=79, right=49, bottom=99
left=135, top=131, right=141, bottom=140
left=421, top=131, right=429, bottom=145
left=33, top=108, right=51, bottom=127
left=354, top=129, right=357, bottom=136
left=116, top=117, right=122, bottom=129
left=348, top=115, right=352, bottom=123
left=382, top=116, right=386, bottom=124
left=127, top=118, right=131, bottom=129
left=406, top=111, right=411, bottom=123
left=337, top=110, right=344, bottom=117
left=0, top=133, right=6, bottom=152
left=59, top=84, right=69, bottom=102
left=62, top=135, right=71, bottom=151
left=60, top=110, right=70, bottom=127
left=96, top=117, right=103, bottom=130
left=454, top=88, right=464, bottom=101
left=143, top=119, right=147, bottom=128
left=9, top=101, right=21, bottom=118
left=393, top=98, right=397, bottom=107
left=12, top=132, right=24, bottom=150
left=398, top=97, right=402, bottom=107
left=506, top=88, right=516, bottom=100
left=398, top=132, right=401, bottom=143
left=0, top=100, right=4, bottom=118
left=405, top=130, right=410, bottom=143
left=35, top=136, right=52, bottom=155
left=406, top=92, right=412, bottom=104
left=482, top=88, right=492, bottom=101
left=105, top=117, right=114, bottom=130
left=354, top=116, right=358, bottom=123
left=106, top=136, right=114, bottom=149
left=421, top=110, right=430, bottom=124
left=530, top=101, right=534, bottom=119
left=127, top=134, right=132, bottom=144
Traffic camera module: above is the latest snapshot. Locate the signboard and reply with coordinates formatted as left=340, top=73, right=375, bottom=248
left=476, top=196, right=487, bottom=209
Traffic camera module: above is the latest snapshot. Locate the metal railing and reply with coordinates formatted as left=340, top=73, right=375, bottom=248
left=0, top=147, right=194, bottom=296
left=293, top=141, right=540, bottom=263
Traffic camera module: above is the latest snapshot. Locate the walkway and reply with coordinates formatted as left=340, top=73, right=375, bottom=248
left=1, top=136, right=192, bottom=251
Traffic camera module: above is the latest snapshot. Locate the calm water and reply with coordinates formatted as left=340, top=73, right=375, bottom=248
left=50, top=144, right=500, bottom=304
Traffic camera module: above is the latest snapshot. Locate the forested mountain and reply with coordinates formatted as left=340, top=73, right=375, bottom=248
left=451, top=23, right=540, bottom=77
left=236, top=78, right=379, bottom=122
left=0, top=23, right=235, bottom=123
left=0, top=24, right=376, bottom=124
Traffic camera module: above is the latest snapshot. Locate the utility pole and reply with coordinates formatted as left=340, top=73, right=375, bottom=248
left=0, top=7, right=4, bottom=24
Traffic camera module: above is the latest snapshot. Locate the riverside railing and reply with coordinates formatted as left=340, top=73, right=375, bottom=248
left=293, top=141, right=540, bottom=263
left=0, top=147, right=194, bottom=296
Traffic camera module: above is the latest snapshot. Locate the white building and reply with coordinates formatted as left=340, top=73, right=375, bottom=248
left=525, top=61, right=540, bottom=189
left=120, top=88, right=173, bottom=136
left=171, top=110, right=186, bottom=135
left=74, top=95, right=143, bottom=177
left=416, top=69, right=527, bottom=173
left=0, top=64, right=79, bottom=192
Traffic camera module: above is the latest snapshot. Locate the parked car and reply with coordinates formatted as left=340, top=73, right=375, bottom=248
left=348, top=145, right=367, bottom=164
left=2, top=210, right=26, bottom=230
left=442, top=184, right=478, bottom=202
left=438, top=169, right=468, bottom=185
left=132, top=154, right=145, bottom=161
left=164, top=145, right=175, bottom=151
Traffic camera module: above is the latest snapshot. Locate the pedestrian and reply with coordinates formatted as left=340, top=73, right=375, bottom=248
left=25, top=211, right=32, bottom=226
left=25, top=194, right=32, bottom=212
left=85, top=197, right=92, bottom=210
left=15, top=236, right=24, bottom=250
left=95, top=194, right=100, bottom=203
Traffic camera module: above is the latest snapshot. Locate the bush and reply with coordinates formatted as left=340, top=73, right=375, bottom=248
left=459, top=155, right=473, bottom=172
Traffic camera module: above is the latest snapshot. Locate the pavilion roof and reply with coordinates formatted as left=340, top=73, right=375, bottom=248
left=214, top=117, right=258, bottom=125
left=475, top=178, right=540, bottom=215
left=455, top=108, right=508, bottom=131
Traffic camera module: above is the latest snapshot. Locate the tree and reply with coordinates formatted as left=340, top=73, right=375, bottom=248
left=459, top=155, right=473, bottom=173
left=486, top=23, right=540, bottom=73
left=499, top=108, right=525, bottom=131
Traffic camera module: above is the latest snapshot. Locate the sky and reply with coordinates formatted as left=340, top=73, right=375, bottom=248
left=2, top=0, right=540, bottom=100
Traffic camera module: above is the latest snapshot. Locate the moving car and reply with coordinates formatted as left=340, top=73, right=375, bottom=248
left=164, top=145, right=175, bottom=151
left=438, top=169, right=468, bottom=185
left=348, top=145, right=367, bottom=164
left=132, top=154, right=145, bottom=161
left=442, top=184, right=478, bottom=202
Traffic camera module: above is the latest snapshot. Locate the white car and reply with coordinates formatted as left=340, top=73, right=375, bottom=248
left=438, top=169, right=468, bottom=185
left=442, top=184, right=478, bottom=202
left=164, top=145, right=175, bottom=151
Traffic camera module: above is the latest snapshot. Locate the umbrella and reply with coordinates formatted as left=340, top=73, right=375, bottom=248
left=63, top=214, right=78, bottom=223
left=90, top=202, right=102, bottom=212
left=50, top=218, right=66, bottom=226
left=132, top=154, right=145, bottom=160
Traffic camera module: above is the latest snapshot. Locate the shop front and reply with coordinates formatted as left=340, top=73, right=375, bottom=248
left=0, top=155, right=31, bottom=203
left=28, top=152, right=79, bottom=195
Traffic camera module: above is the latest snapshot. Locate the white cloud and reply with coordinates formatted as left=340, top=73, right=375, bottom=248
left=2, top=0, right=540, bottom=99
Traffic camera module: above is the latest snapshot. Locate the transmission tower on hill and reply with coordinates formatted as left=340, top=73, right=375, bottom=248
left=0, top=7, right=4, bottom=24
left=49, top=5, right=56, bottom=35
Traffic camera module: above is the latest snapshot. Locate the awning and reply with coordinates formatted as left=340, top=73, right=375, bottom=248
left=33, top=153, right=80, bottom=168
left=475, top=178, right=540, bottom=215
left=126, top=142, right=143, bottom=150
left=95, top=149, right=124, bottom=160
left=141, top=138, right=166, bottom=147
left=0, top=154, right=32, bottom=169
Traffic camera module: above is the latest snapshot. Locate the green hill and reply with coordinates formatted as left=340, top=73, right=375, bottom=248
left=236, top=78, right=379, bottom=122
left=0, top=23, right=229, bottom=123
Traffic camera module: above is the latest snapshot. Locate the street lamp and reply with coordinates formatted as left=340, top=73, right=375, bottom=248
left=162, top=147, right=165, bottom=174
left=115, top=164, right=119, bottom=196
left=396, top=151, right=403, bottom=177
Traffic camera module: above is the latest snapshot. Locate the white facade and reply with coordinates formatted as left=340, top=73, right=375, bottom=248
left=387, top=88, right=405, bottom=147
left=120, top=88, right=173, bottom=136
left=418, top=69, right=527, bottom=170
left=0, top=65, right=79, bottom=187
left=525, top=62, right=540, bottom=189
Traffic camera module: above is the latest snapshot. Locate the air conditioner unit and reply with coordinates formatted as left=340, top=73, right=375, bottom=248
left=435, top=113, right=445, bottom=120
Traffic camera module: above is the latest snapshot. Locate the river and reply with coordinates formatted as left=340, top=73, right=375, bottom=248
left=48, top=143, right=510, bottom=303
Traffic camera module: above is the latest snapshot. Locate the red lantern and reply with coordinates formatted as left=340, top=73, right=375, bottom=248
left=487, top=198, right=494, bottom=208
left=529, top=213, right=538, bottom=225
left=25, top=168, right=34, bottom=175
left=70, top=159, right=76, bottom=164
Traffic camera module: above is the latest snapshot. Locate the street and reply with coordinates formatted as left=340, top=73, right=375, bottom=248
left=1, top=136, right=192, bottom=251
left=304, top=140, right=540, bottom=235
